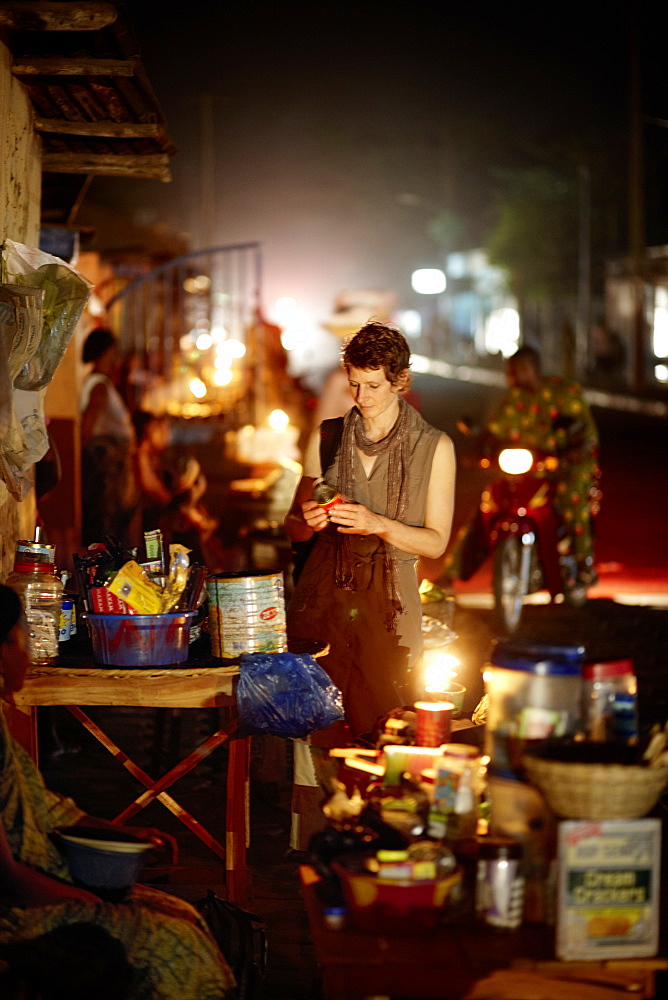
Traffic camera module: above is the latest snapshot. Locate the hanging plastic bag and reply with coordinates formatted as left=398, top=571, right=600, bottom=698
left=2, top=238, right=92, bottom=390
left=236, top=652, right=344, bottom=739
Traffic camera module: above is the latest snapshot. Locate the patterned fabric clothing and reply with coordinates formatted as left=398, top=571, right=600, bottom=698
left=0, top=709, right=235, bottom=1000
left=485, top=375, right=599, bottom=568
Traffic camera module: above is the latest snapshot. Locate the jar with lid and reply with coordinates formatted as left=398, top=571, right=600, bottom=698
left=483, top=640, right=584, bottom=778
left=7, top=559, right=63, bottom=665
left=581, top=659, right=638, bottom=744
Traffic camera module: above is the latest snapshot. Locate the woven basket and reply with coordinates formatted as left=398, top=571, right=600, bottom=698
left=522, top=755, right=668, bottom=820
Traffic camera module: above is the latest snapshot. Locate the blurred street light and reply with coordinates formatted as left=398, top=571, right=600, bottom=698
left=411, top=268, right=446, bottom=295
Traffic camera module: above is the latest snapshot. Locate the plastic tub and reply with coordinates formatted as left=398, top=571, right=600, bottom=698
left=332, top=857, right=462, bottom=933
left=484, top=640, right=584, bottom=778
left=83, top=611, right=196, bottom=667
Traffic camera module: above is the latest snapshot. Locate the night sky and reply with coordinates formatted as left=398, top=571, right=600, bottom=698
left=82, top=1, right=666, bottom=370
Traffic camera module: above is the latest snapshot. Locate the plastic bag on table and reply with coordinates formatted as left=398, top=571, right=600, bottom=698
left=237, top=651, right=344, bottom=738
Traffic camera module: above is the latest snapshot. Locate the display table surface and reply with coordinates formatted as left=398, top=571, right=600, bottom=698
left=6, top=644, right=250, bottom=902
left=300, top=865, right=667, bottom=1000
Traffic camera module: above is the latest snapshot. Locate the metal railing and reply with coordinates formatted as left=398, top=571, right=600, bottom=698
left=106, top=242, right=264, bottom=423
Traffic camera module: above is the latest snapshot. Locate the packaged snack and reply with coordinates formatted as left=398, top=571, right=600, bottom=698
left=108, top=560, right=163, bottom=615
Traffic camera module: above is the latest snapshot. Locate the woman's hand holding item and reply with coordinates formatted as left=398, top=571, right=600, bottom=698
left=300, top=499, right=330, bottom=533
left=328, top=501, right=379, bottom=535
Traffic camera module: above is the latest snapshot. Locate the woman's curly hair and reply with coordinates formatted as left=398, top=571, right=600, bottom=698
left=341, top=321, right=411, bottom=390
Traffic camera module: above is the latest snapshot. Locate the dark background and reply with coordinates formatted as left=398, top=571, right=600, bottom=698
left=81, top=2, right=668, bottom=335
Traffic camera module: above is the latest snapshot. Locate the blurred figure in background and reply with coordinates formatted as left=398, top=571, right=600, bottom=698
left=159, top=454, right=227, bottom=572
left=79, top=328, right=137, bottom=548
left=132, top=410, right=172, bottom=535
left=588, top=317, right=627, bottom=390
left=443, top=345, right=600, bottom=588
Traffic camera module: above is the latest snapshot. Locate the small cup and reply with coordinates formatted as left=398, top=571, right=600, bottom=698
left=415, top=701, right=454, bottom=747
left=383, top=745, right=411, bottom=785
left=441, top=681, right=467, bottom=718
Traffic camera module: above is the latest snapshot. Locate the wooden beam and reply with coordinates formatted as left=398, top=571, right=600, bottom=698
left=35, top=117, right=162, bottom=138
left=41, top=151, right=172, bottom=181
left=12, top=56, right=137, bottom=77
left=0, top=2, right=117, bottom=31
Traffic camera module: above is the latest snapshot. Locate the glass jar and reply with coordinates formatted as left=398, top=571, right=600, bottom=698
left=7, top=561, right=63, bottom=664
left=581, top=659, right=638, bottom=744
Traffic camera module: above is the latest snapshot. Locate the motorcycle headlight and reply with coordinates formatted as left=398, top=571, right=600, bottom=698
left=498, top=448, right=533, bottom=475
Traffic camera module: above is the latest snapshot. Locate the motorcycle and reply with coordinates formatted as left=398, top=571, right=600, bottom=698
left=457, top=418, right=598, bottom=634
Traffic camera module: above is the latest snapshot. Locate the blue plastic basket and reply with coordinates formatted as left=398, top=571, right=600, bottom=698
left=83, top=611, right=196, bottom=666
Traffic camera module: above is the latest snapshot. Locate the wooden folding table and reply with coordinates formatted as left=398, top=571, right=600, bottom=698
left=7, top=660, right=250, bottom=903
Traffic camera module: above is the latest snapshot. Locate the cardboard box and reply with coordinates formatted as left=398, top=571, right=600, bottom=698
left=556, top=819, right=661, bottom=960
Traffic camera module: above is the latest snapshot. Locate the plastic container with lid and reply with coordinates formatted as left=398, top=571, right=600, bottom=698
left=7, top=560, right=63, bottom=664
left=581, top=659, right=638, bottom=744
left=484, top=640, right=584, bottom=778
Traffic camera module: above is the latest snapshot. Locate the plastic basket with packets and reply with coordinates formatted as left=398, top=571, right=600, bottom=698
left=74, top=534, right=206, bottom=667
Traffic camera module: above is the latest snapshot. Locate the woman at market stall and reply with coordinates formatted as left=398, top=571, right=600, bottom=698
left=284, top=322, right=456, bottom=851
left=79, top=327, right=138, bottom=548
left=0, top=583, right=235, bottom=1000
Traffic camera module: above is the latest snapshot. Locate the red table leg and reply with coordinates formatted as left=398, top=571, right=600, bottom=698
left=63, top=706, right=250, bottom=901
left=226, top=735, right=251, bottom=903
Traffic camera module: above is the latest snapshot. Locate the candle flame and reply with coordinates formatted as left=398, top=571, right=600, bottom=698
left=424, top=651, right=460, bottom=693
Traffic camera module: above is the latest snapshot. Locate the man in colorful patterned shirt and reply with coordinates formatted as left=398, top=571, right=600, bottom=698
left=444, top=346, right=600, bottom=586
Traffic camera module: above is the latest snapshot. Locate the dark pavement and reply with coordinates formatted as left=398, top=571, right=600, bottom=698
left=40, top=596, right=668, bottom=1000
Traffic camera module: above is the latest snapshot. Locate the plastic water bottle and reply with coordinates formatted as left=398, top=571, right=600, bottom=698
left=7, top=558, right=63, bottom=664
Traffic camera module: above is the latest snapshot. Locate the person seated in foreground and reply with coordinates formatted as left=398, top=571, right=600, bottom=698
left=0, top=583, right=235, bottom=1000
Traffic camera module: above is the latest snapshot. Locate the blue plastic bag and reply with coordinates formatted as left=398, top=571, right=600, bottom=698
left=236, top=652, right=344, bottom=738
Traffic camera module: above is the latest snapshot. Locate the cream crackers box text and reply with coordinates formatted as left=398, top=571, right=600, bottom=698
left=556, top=818, right=661, bottom=960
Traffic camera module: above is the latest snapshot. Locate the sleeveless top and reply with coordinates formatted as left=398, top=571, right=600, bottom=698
left=322, top=403, right=442, bottom=566
left=79, top=372, right=134, bottom=443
